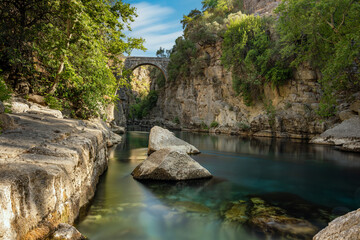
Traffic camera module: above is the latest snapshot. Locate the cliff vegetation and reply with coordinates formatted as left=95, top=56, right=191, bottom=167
left=167, top=0, right=360, bottom=117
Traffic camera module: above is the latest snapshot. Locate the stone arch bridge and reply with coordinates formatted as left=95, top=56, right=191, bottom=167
left=124, top=56, right=170, bottom=81
left=114, top=56, right=170, bottom=126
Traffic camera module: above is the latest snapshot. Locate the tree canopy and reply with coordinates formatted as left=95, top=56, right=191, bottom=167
left=276, top=0, right=360, bottom=116
left=0, top=0, right=144, bottom=118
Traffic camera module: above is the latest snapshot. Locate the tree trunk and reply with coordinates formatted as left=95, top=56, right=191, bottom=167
left=48, top=0, right=72, bottom=95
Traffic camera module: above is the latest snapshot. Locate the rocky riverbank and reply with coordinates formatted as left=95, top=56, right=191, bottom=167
left=0, top=99, right=121, bottom=240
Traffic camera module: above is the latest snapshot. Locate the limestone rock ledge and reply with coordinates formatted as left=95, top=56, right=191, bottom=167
left=0, top=112, right=121, bottom=240
left=310, top=117, right=360, bottom=152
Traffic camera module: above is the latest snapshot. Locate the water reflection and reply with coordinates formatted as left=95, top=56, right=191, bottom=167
left=77, top=131, right=360, bottom=240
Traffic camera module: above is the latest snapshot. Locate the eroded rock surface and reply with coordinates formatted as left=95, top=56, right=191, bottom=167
left=314, top=208, right=360, bottom=240
left=51, top=223, right=86, bottom=240
left=0, top=111, right=121, bottom=240
left=132, top=149, right=211, bottom=180
left=148, top=126, right=200, bottom=155
left=310, top=117, right=360, bottom=151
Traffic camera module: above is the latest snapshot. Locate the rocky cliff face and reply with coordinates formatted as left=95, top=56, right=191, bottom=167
left=117, top=0, right=359, bottom=140
left=243, top=0, right=281, bottom=16
left=148, top=42, right=334, bottom=139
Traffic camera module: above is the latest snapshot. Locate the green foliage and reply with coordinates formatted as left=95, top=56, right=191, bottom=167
left=168, top=37, right=197, bottom=81
left=201, top=121, right=209, bottom=130
left=238, top=122, right=250, bottom=131
left=201, top=0, right=243, bottom=12
left=181, top=9, right=202, bottom=30
left=276, top=0, right=360, bottom=117
left=221, top=13, right=291, bottom=105
left=264, top=100, right=276, bottom=127
left=173, top=116, right=180, bottom=124
left=45, top=95, right=63, bottom=111
left=129, top=90, right=158, bottom=120
left=0, top=0, right=144, bottom=119
left=210, top=121, right=219, bottom=128
left=156, top=47, right=171, bottom=58
left=149, top=66, right=166, bottom=88
left=316, top=94, right=336, bottom=118
left=0, top=73, right=11, bottom=102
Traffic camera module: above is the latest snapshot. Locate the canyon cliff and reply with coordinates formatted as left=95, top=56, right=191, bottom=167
left=121, top=0, right=359, bottom=141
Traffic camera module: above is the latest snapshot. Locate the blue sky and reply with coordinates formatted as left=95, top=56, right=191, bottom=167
left=125, top=0, right=203, bottom=57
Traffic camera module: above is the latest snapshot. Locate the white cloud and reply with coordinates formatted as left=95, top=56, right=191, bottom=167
left=127, top=2, right=183, bottom=56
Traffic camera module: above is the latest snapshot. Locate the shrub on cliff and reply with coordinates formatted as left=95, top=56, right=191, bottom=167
left=168, top=37, right=197, bottom=81
left=276, top=0, right=360, bottom=116
left=221, top=13, right=291, bottom=106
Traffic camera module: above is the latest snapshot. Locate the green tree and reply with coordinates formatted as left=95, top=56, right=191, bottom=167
left=181, top=9, right=202, bottom=34
left=202, top=0, right=218, bottom=10
left=0, top=0, right=145, bottom=118
left=168, top=37, right=197, bottom=81
left=156, top=47, right=171, bottom=58
left=276, top=0, right=360, bottom=116
left=0, top=0, right=55, bottom=88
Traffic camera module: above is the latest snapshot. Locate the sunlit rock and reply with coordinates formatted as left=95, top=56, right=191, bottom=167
left=148, top=126, right=200, bottom=155
left=52, top=223, right=85, bottom=240
left=314, top=208, right=360, bottom=240
left=132, top=149, right=211, bottom=181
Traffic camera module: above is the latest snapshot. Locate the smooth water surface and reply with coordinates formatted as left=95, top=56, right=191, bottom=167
left=77, top=131, right=360, bottom=240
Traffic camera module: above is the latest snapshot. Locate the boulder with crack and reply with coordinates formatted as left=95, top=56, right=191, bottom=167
left=132, top=149, right=212, bottom=181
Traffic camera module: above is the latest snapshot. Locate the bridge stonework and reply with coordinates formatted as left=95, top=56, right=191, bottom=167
left=124, top=57, right=170, bottom=80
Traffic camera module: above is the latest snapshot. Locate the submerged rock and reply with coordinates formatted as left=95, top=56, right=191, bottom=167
left=148, top=126, right=200, bottom=155
left=249, top=197, right=317, bottom=238
left=222, top=196, right=318, bottom=239
left=173, top=201, right=211, bottom=213
left=314, top=208, right=360, bottom=240
left=132, top=149, right=212, bottom=181
left=223, top=200, right=248, bottom=223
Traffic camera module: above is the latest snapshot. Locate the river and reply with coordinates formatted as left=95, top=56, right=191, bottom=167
left=76, top=131, right=360, bottom=240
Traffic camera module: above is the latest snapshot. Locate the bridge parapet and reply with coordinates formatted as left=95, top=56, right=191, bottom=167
left=124, top=56, right=170, bottom=80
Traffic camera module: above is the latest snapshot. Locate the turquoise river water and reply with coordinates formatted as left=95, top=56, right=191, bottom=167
left=76, top=131, right=360, bottom=240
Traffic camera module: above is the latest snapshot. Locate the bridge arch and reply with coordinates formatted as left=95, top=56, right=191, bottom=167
left=124, top=57, right=170, bottom=81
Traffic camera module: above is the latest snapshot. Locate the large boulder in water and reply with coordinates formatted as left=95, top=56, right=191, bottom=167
left=148, top=126, right=200, bottom=155
left=132, top=149, right=212, bottom=181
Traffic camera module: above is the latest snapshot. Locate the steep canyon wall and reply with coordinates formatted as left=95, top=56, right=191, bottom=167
left=152, top=42, right=331, bottom=139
